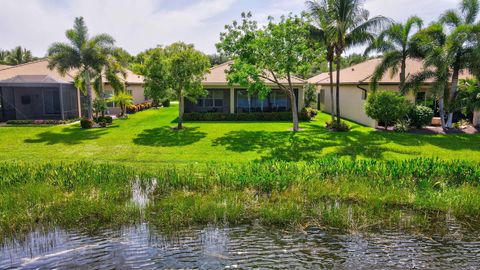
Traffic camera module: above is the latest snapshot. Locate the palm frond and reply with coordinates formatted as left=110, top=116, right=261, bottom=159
left=370, top=51, right=402, bottom=91
left=462, top=0, right=480, bottom=24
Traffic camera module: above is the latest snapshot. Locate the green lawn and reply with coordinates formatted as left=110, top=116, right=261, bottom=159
left=1, top=104, right=479, bottom=167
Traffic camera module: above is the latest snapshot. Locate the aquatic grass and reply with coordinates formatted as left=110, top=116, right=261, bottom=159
left=1, top=158, right=480, bottom=240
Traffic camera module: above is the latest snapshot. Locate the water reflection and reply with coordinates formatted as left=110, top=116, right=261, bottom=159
left=1, top=222, right=480, bottom=269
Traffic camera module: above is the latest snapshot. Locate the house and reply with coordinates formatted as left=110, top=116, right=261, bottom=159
left=185, top=62, right=306, bottom=114
left=0, top=59, right=145, bottom=121
left=308, top=58, right=477, bottom=127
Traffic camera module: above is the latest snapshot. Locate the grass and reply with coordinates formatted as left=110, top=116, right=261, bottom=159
left=0, top=104, right=479, bottom=167
left=2, top=159, right=480, bottom=240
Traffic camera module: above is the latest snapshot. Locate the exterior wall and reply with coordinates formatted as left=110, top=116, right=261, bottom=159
left=474, top=111, right=480, bottom=127
left=317, top=84, right=408, bottom=127
left=96, top=83, right=146, bottom=115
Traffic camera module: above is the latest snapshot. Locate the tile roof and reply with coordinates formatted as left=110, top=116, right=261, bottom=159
left=0, top=64, right=11, bottom=70
left=204, top=61, right=305, bottom=85
left=0, top=59, right=143, bottom=85
left=308, top=58, right=473, bottom=85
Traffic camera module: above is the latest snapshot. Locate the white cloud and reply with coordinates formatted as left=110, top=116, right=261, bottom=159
left=0, top=0, right=462, bottom=57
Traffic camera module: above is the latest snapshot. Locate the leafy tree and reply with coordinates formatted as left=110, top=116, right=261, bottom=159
left=328, top=0, right=389, bottom=125
left=439, top=0, right=480, bottom=127
left=109, top=92, right=133, bottom=117
left=304, top=83, right=318, bottom=107
left=208, top=54, right=230, bottom=66
left=365, top=91, right=410, bottom=130
left=142, top=43, right=210, bottom=129
left=142, top=48, right=173, bottom=107
left=48, top=17, right=116, bottom=120
left=366, top=16, right=423, bottom=92
left=217, top=12, right=318, bottom=131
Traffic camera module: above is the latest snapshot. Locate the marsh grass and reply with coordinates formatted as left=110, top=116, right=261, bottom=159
left=1, top=158, right=480, bottom=240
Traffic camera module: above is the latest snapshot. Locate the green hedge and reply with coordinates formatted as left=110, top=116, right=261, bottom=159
left=184, top=109, right=315, bottom=122
left=6, top=119, right=80, bottom=125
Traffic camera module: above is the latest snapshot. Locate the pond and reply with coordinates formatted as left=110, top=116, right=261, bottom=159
left=1, top=222, right=480, bottom=269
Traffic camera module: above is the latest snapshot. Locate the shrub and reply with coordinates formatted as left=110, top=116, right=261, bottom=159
left=394, top=119, right=410, bottom=133
left=93, top=98, right=107, bottom=117
left=94, top=116, right=113, bottom=125
left=6, top=119, right=79, bottom=125
left=408, top=105, right=434, bottom=128
left=365, top=91, right=411, bottom=130
left=325, top=120, right=351, bottom=132
left=80, top=118, right=93, bottom=129
left=302, top=107, right=318, bottom=119
left=162, top=99, right=171, bottom=107
left=183, top=111, right=313, bottom=122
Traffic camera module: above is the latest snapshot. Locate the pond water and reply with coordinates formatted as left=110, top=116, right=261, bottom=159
left=1, top=222, right=480, bottom=269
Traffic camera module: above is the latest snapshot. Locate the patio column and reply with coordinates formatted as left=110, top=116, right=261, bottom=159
left=230, top=87, right=235, bottom=114
left=59, top=84, right=65, bottom=120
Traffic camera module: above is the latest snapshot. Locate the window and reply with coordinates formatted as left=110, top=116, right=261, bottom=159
left=127, top=89, right=133, bottom=96
left=237, top=89, right=289, bottom=112
left=198, top=90, right=224, bottom=108
left=21, top=96, right=31, bottom=105
left=44, top=89, right=60, bottom=115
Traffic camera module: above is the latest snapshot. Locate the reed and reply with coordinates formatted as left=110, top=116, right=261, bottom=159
left=1, top=158, right=480, bottom=239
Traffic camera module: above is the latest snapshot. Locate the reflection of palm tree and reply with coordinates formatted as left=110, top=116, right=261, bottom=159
left=367, top=16, right=423, bottom=93
left=48, top=17, right=116, bottom=120
left=308, top=0, right=336, bottom=123
left=329, top=0, right=390, bottom=124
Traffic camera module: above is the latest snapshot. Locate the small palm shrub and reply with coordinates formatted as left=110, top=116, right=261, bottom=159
left=408, top=105, right=434, bottom=128
left=80, top=118, right=93, bottom=129
left=394, top=119, right=410, bottom=133
left=326, top=120, right=351, bottom=132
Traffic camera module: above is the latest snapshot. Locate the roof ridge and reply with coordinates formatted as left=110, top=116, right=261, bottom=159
left=0, top=58, right=49, bottom=71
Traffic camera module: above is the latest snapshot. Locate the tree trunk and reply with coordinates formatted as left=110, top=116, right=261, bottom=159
left=329, top=60, right=335, bottom=123
left=399, top=58, right=406, bottom=93
left=178, top=95, right=184, bottom=129
left=289, top=89, right=299, bottom=131
left=85, top=71, right=93, bottom=120
left=335, top=56, right=341, bottom=125
left=446, top=68, right=460, bottom=128
left=439, top=96, right=446, bottom=130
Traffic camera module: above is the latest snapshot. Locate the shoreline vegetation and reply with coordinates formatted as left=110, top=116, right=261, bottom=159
left=1, top=158, right=480, bottom=241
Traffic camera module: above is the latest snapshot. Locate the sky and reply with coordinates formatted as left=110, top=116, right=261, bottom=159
left=0, top=0, right=460, bottom=57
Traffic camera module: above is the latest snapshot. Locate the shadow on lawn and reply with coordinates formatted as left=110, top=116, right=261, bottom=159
left=24, top=126, right=110, bottom=145
left=133, top=126, right=207, bottom=147
left=212, top=124, right=426, bottom=161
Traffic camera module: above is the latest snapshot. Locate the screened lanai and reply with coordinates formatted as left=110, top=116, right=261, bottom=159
left=0, top=75, right=80, bottom=121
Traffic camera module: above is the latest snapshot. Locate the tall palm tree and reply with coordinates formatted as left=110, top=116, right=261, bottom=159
left=440, top=0, right=480, bottom=127
left=307, top=0, right=336, bottom=123
left=406, top=23, right=452, bottom=129
left=329, top=0, right=390, bottom=124
left=48, top=17, right=115, bottom=120
left=366, top=16, right=423, bottom=92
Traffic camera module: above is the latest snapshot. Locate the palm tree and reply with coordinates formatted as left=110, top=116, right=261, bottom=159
left=440, top=0, right=480, bottom=127
left=366, top=16, right=423, bottom=92
left=329, top=0, right=390, bottom=124
left=406, top=23, right=452, bottom=129
left=0, top=46, right=34, bottom=65
left=307, top=0, right=337, bottom=123
left=48, top=17, right=115, bottom=120
left=109, top=92, right=133, bottom=117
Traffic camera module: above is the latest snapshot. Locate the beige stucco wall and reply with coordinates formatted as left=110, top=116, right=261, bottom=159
left=474, top=111, right=480, bottom=126
left=317, top=84, right=409, bottom=128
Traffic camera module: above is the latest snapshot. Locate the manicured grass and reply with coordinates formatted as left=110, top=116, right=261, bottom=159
left=0, top=104, right=479, bottom=166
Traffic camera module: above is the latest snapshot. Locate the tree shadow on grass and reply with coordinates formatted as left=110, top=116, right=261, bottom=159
left=212, top=125, right=423, bottom=162
left=133, top=126, right=207, bottom=147
left=24, top=126, right=110, bottom=145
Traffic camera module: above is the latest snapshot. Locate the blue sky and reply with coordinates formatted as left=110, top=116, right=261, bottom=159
left=0, top=0, right=460, bottom=56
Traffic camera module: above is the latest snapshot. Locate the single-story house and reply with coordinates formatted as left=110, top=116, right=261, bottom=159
left=308, top=58, right=478, bottom=127
left=185, top=61, right=306, bottom=114
left=0, top=59, right=146, bottom=121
